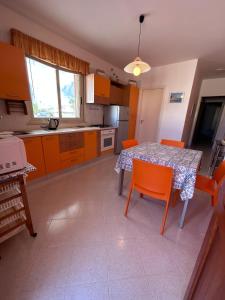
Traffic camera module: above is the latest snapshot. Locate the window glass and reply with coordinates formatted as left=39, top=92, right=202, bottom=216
left=59, top=70, right=81, bottom=118
left=26, top=57, right=82, bottom=120
left=26, top=58, right=59, bottom=118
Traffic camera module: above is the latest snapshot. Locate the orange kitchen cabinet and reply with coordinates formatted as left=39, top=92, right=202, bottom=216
left=86, top=74, right=110, bottom=105
left=123, top=85, right=139, bottom=139
left=23, top=137, right=46, bottom=180
left=84, top=131, right=98, bottom=161
left=42, top=135, right=60, bottom=174
left=60, top=148, right=84, bottom=169
left=109, top=84, right=124, bottom=105
left=0, top=42, right=30, bottom=101
left=128, top=85, right=139, bottom=139
left=94, top=74, right=110, bottom=98
left=59, top=132, right=84, bottom=169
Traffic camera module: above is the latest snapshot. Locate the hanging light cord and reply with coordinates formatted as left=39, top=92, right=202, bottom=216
left=137, top=15, right=145, bottom=57
left=137, top=21, right=142, bottom=57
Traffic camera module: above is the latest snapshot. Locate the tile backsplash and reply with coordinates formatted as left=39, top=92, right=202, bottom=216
left=84, top=104, right=103, bottom=125
left=0, top=101, right=104, bottom=131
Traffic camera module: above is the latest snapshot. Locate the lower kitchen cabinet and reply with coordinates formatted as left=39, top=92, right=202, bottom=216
left=60, top=148, right=84, bottom=169
left=84, top=131, right=97, bottom=161
left=23, top=130, right=99, bottom=181
left=42, top=135, right=60, bottom=173
left=59, top=132, right=85, bottom=168
left=23, top=137, right=46, bottom=180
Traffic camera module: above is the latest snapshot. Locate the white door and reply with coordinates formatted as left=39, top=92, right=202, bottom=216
left=137, top=89, right=164, bottom=143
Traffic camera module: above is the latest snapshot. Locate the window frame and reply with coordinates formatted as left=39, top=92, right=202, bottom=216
left=26, top=56, right=84, bottom=124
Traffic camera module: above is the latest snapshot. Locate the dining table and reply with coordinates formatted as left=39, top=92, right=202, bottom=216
left=115, top=142, right=203, bottom=228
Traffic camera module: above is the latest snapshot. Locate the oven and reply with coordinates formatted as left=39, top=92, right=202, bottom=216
left=101, top=129, right=115, bottom=152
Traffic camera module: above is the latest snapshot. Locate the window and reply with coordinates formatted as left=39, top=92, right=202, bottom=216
left=26, top=57, right=83, bottom=120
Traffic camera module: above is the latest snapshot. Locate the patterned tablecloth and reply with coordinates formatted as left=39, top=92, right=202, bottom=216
left=115, top=143, right=202, bottom=201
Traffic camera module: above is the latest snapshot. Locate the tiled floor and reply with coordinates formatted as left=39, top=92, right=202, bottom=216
left=0, top=155, right=212, bottom=300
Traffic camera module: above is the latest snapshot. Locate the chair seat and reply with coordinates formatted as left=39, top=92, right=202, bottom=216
left=195, top=174, right=216, bottom=195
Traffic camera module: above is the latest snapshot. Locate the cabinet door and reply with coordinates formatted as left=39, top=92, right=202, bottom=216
left=23, top=137, right=46, bottom=180
left=110, top=85, right=123, bottom=105
left=94, top=74, right=110, bottom=98
left=122, top=86, right=130, bottom=106
left=84, top=131, right=97, bottom=161
left=59, top=132, right=84, bottom=153
left=42, top=135, right=60, bottom=174
left=128, top=86, right=139, bottom=139
left=0, top=42, right=30, bottom=101
left=60, top=149, right=84, bottom=169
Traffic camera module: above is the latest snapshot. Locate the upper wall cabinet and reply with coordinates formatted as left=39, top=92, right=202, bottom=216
left=0, top=42, right=30, bottom=101
left=86, top=74, right=110, bottom=105
left=109, top=83, right=124, bottom=105
left=124, top=85, right=139, bottom=139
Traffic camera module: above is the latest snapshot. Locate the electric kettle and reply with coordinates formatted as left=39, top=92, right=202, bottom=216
left=48, top=118, right=59, bottom=130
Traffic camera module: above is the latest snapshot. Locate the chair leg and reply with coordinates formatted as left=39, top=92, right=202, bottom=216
left=211, top=195, right=218, bottom=207
left=124, top=185, right=133, bottom=216
left=172, top=189, right=180, bottom=207
left=160, top=202, right=170, bottom=235
left=140, top=193, right=143, bottom=198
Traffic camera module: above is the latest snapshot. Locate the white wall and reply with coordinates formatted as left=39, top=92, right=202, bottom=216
left=137, top=59, right=198, bottom=141
left=0, top=4, right=131, bottom=131
left=182, top=62, right=202, bottom=145
left=200, top=78, right=225, bottom=97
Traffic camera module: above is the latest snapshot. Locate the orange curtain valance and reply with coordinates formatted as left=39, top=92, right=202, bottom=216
left=10, top=29, right=89, bottom=75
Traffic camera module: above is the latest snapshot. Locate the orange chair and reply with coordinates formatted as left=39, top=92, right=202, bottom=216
left=122, top=139, right=138, bottom=149
left=195, top=161, right=225, bottom=206
left=160, top=139, right=185, bottom=148
left=124, top=159, right=173, bottom=235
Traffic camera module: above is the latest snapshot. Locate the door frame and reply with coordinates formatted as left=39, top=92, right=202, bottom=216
left=191, top=96, right=225, bottom=146
left=136, top=88, right=164, bottom=142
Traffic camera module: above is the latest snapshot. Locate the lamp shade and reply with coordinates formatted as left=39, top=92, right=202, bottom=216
left=124, top=57, right=151, bottom=76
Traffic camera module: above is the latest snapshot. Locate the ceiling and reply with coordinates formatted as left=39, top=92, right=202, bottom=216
left=1, top=0, right=225, bottom=78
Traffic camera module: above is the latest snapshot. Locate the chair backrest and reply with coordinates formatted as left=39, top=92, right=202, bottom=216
left=132, top=159, right=173, bottom=202
left=160, top=139, right=185, bottom=148
left=122, top=139, right=138, bottom=149
left=213, top=161, right=225, bottom=185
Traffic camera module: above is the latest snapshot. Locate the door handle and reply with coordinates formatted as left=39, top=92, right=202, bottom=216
left=140, top=120, right=144, bottom=124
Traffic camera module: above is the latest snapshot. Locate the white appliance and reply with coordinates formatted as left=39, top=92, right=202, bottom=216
left=0, top=137, right=27, bottom=174
left=101, top=129, right=115, bottom=152
left=104, top=106, right=129, bottom=153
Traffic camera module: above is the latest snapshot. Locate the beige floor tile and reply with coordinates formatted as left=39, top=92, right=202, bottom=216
left=64, top=282, right=109, bottom=300
left=108, top=276, right=155, bottom=300
left=0, top=155, right=212, bottom=300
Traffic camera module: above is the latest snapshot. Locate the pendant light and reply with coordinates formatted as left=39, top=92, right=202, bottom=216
left=124, top=14, right=151, bottom=76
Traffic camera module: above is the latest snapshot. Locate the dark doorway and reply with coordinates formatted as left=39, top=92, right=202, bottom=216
left=192, top=97, right=224, bottom=146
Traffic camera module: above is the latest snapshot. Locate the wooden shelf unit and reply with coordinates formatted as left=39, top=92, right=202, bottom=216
left=0, top=175, right=36, bottom=245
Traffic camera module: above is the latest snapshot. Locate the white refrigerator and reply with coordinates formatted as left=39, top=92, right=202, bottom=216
left=103, top=105, right=129, bottom=153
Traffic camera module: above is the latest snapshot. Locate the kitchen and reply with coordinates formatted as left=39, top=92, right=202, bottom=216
left=0, top=1, right=225, bottom=299
left=0, top=31, right=140, bottom=245
left=0, top=37, right=139, bottom=180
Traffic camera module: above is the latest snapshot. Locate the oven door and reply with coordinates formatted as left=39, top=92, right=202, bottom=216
left=101, top=134, right=115, bottom=151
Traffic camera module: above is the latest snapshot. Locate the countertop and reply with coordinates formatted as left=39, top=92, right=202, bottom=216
left=9, top=126, right=117, bottom=138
